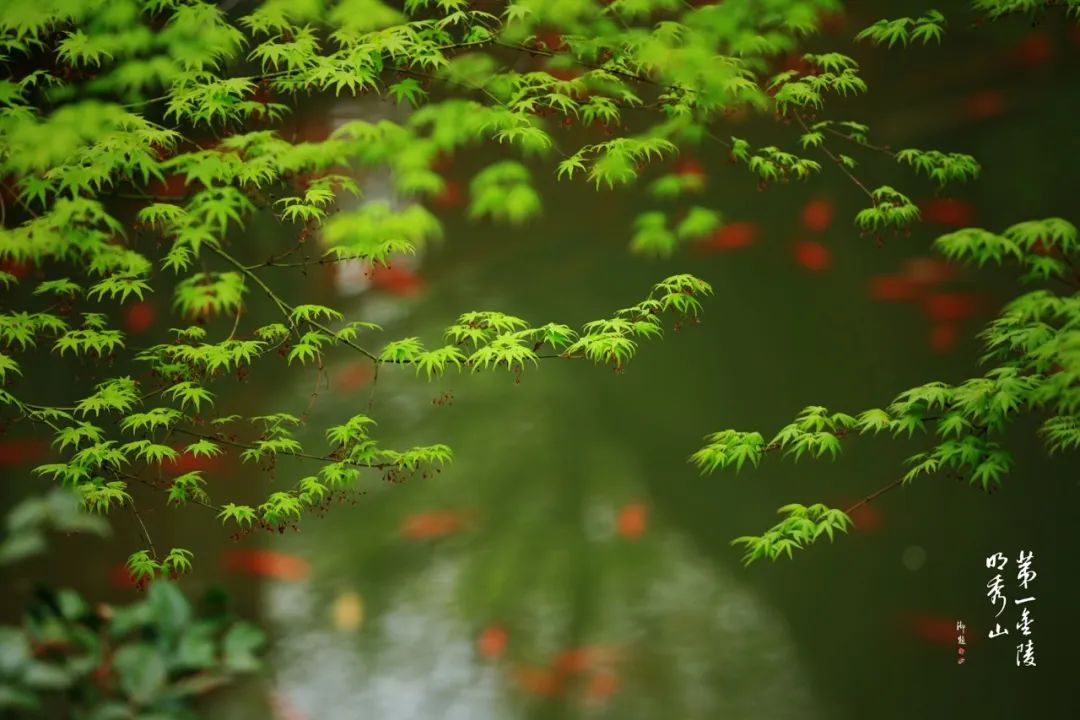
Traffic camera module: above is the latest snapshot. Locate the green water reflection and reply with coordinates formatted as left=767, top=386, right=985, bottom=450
left=3, top=8, right=1079, bottom=719
left=253, top=22, right=1080, bottom=713
left=258, top=137, right=1076, bottom=718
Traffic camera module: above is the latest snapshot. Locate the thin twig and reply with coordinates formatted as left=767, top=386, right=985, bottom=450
left=173, top=426, right=391, bottom=472
left=366, top=360, right=380, bottom=414
left=843, top=477, right=905, bottom=516
left=129, top=501, right=158, bottom=560
left=823, top=126, right=896, bottom=158
left=794, top=111, right=875, bottom=200
left=209, top=243, right=382, bottom=361
left=123, top=471, right=220, bottom=513
left=226, top=280, right=245, bottom=341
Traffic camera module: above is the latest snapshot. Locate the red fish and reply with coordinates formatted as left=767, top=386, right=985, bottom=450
left=110, top=563, right=139, bottom=589
left=0, top=174, right=18, bottom=200
left=222, top=550, right=311, bottom=581
left=584, top=670, right=620, bottom=702
left=700, top=222, right=757, bottom=252
left=818, top=10, right=847, bottom=35
left=247, top=84, right=275, bottom=106
left=903, top=257, right=955, bottom=285
left=929, top=323, right=958, bottom=353
left=512, top=665, right=563, bottom=697
left=923, top=293, right=979, bottom=322
left=848, top=503, right=883, bottom=533
left=336, top=361, right=374, bottom=392
left=292, top=171, right=328, bottom=191
left=963, top=91, right=1005, bottom=121
left=124, top=301, right=156, bottom=334
left=0, top=259, right=31, bottom=279
left=399, top=510, right=472, bottom=540
left=0, top=439, right=47, bottom=466
left=920, top=198, right=975, bottom=227
left=164, top=450, right=222, bottom=474
left=478, top=624, right=508, bottom=660
left=1027, top=238, right=1058, bottom=257
left=672, top=156, right=704, bottom=178
left=546, top=67, right=580, bottom=82
left=433, top=179, right=463, bottom=209
left=537, top=32, right=567, bottom=52
left=553, top=646, right=623, bottom=674
left=828, top=496, right=883, bottom=533
left=1010, top=32, right=1052, bottom=67
left=269, top=690, right=309, bottom=720
left=370, top=264, right=424, bottom=298
left=868, top=275, right=922, bottom=302
left=792, top=240, right=830, bottom=271
left=146, top=173, right=188, bottom=197
left=431, top=152, right=454, bottom=174
left=779, top=52, right=814, bottom=75
left=800, top=197, right=833, bottom=232
left=292, top=117, right=331, bottom=143
left=900, top=613, right=973, bottom=647
left=616, top=502, right=647, bottom=539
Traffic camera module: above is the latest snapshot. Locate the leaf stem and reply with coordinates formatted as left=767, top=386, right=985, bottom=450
left=843, top=476, right=905, bottom=516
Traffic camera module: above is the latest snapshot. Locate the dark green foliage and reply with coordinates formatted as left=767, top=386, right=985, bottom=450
left=0, top=581, right=264, bottom=717
left=0, top=489, right=109, bottom=565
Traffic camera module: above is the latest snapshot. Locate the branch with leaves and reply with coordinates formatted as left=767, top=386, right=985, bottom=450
left=0, top=0, right=1077, bottom=577
left=693, top=218, right=1079, bottom=563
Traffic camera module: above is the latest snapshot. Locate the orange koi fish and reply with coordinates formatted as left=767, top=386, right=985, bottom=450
left=399, top=510, right=473, bottom=540
left=124, top=301, right=156, bottom=334
left=616, top=503, right=648, bottom=540
left=477, top=624, right=508, bottom=660
left=370, top=264, right=424, bottom=298
left=222, top=549, right=311, bottom=581
left=792, top=240, right=830, bottom=272
left=800, top=198, right=834, bottom=233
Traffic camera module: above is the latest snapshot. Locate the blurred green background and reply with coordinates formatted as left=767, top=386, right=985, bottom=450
left=3, top=3, right=1079, bottom=718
